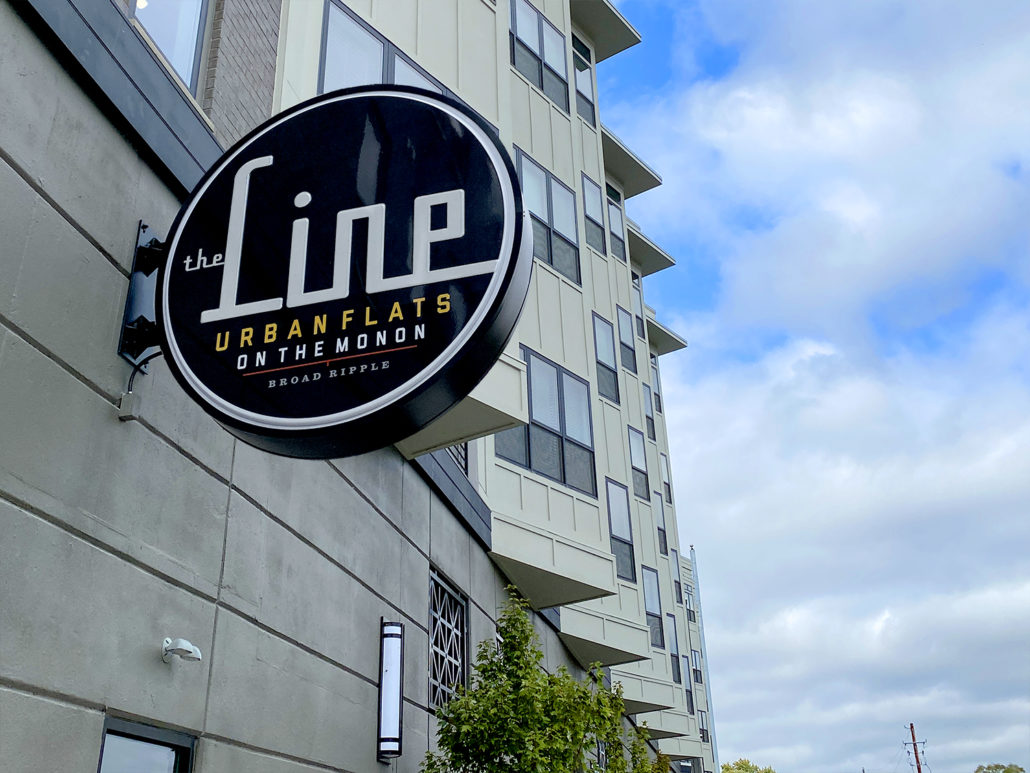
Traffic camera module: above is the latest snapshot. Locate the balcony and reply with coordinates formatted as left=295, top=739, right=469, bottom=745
left=569, top=0, right=641, bottom=62
left=635, top=708, right=690, bottom=740
left=558, top=604, right=650, bottom=668
left=627, top=221, right=676, bottom=277
left=602, top=125, right=661, bottom=199
left=610, top=669, right=678, bottom=715
left=395, top=350, right=527, bottom=458
left=645, top=311, right=687, bottom=356
left=658, top=737, right=705, bottom=761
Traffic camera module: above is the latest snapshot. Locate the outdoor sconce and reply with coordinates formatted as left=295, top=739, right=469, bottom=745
left=162, top=637, right=202, bottom=663
left=377, top=620, right=405, bottom=762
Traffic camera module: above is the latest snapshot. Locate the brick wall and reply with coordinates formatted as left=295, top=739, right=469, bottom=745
left=202, top=0, right=282, bottom=147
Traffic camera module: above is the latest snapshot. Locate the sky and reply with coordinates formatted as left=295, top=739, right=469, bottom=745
left=597, top=2, right=1030, bottom=772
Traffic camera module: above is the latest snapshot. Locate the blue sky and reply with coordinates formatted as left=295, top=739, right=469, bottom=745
left=597, top=2, right=1030, bottom=772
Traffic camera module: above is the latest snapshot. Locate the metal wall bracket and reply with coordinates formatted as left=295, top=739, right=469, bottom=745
left=118, top=221, right=165, bottom=370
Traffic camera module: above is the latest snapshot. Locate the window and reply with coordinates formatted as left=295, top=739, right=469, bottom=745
left=643, top=383, right=656, bottom=440
left=518, top=150, right=581, bottom=283
left=429, top=571, right=468, bottom=708
left=132, top=0, right=208, bottom=93
left=660, top=453, right=673, bottom=503
left=617, top=307, right=637, bottom=372
left=686, top=585, right=696, bottom=622
left=642, top=566, right=664, bottom=648
left=667, top=613, right=681, bottom=684
left=692, top=649, right=703, bottom=683
left=510, top=0, right=569, bottom=111
left=582, top=174, right=606, bottom=254
left=631, top=272, right=646, bottom=338
left=496, top=349, right=596, bottom=495
left=628, top=427, right=649, bottom=499
left=699, top=710, right=710, bottom=743
left=445, top=442, right=469, bottom=475
left=322, top=2, right=446, bottom=95
left=593, top=314, right=619, bottom=403
left=671, top=548, right=683, bottom=605
left=98, top=717, right=195, bottom=773
left=684, top=684, right=695, bottom=715
left=650, top=354, right=663, bottom=413
left=606, top=479, right=635, bottom=582
left=572, top=34, right=595, bottom=125
left=652, top=491, right=667, bottom=555
left=607, top=184, right=626, bottom=261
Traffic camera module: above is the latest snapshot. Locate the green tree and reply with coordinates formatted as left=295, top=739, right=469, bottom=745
left=721, top=759, right=777, bottom=773
left=422, top=591, right=668, bottom=773
left=974, top=765, right=1025, bottom=773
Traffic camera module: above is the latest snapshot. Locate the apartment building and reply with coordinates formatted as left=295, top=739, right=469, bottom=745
left=0, top=0, right=718, bottom=770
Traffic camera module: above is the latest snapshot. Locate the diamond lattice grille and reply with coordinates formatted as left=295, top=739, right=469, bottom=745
left=429, top=573, right=467, bottom=709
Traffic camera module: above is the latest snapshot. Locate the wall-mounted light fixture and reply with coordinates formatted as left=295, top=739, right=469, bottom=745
left=162, top=637, right=202, bottom=663
left=377, top=619, right=405, bottom=762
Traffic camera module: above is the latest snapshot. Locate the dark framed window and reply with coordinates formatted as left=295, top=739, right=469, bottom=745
left=692, top=649, right=703, bottom=683
left=652, top=491, right=668, bottom=556
left=98, top=717, right=195, bottom=773
left=496, top=349, right=596, bottom=496
left=650, top=354, right=663, bottom=413
left=685, top=684, right=695, bottom=715
left=699, top=710, right=710, bottom=742
left=321, top=1, right=455, bottom=99
left=642, top=566, right=664, bottom=648
left=607, top=184, right=626, bottom=261
left=132, top=0, right=209, bottom=94
left=517, top=150, right=581, bottom=283
left=572, top=34, right=595, bottom=125
left=643, top=383, right=656, bottom=440
left=631, top=272, right=646, bottom=338
left=617, top=307, right=636, bottom=372
left=429, top=571, right=468, bottom=708
left=628, top=427, right=649, bottom=500
left=593, top=314, right=619, bottom=403
left=686, top=585, right=696, bottom=622
left=582, top=174, right=606, bottom=254
left=667, top=613, right=681, bottom=684
left=510, top=0, right=569, bottom=111
left=671, top=548, right=683, bottom=604
left=606, top=479, right=635, bottom=582
left=661, top=453, right=673, bottom=503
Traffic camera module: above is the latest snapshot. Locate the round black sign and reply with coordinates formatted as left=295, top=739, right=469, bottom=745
left=158, top=86, right=531, bottom=458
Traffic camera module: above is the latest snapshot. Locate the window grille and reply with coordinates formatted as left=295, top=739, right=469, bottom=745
left=429, top=572, right=468, bottom=709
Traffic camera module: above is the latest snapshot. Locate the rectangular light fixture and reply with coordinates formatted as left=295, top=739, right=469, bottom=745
left=377, top=619, right=405, bottom=761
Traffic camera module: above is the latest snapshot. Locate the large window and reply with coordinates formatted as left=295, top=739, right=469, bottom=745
left=617, top=307, right=636, bottom=372
left=607, top=184, right=626, bottom=261
left=510, top=0, right=569, bottom=111
left=582, top=174, right=606, bottom=254
left=572, top=34, right=595, bottom=125
left=98, top=717, right=195, bottom=773
left=132, top=0, right=208, bottom=93
left=642, top=566, right=664, bottom=648
left=518, top=150, right=581, bottom=283
left=606, top=479, right=635, bottom=582
left=628, top=427, right=649, bottom=500
left=650, top=354, right=663, bottom=413
left=671, top=548, right=683, bottom=604
left=667, top=613, right=681, bottom=684
left=652, top=491, right=668, bottom=556
left=429, top=571, right=468, bottom=708
left=593, top=314, right=619, bottom=403
left=661, top=453, right=673, bottom=503
left=643, top=383, right=656, bottom=440
left=322, top=2, right=446, bottom=95
left=496, top=349, right=596, bottom=496
left=686, top=585, right=696, bottom=622
left=692, top=649, right=703, bottom=684
left=631, top=272, right=646, bottom=338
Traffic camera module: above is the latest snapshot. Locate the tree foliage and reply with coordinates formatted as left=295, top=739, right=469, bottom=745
left=721, top=759, right=777, bottom=773
left=974, top=765, right=1025, bottom=773
left=423, top=591, right=669, bottom=773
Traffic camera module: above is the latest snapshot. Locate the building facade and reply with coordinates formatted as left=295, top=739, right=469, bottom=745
left=0, top=0, right=718, bottom=771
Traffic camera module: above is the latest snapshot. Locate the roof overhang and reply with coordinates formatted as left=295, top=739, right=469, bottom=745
left=602, top=125, right=661, bottom=198
left=627, top=222, right=675, bottom=277
left=569, top=0, right=641, bottom=62
left=647, top=315, right=687, bottom=355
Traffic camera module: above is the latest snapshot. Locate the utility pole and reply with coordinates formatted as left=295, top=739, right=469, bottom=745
left=908, top=723, right=923, bottom=773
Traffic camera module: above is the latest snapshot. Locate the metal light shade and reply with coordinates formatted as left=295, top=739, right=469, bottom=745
left=377, top=620, right=404, bottom=760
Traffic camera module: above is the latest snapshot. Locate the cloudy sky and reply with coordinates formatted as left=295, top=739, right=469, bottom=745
left=598, top=2, right=1030, bottom=771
